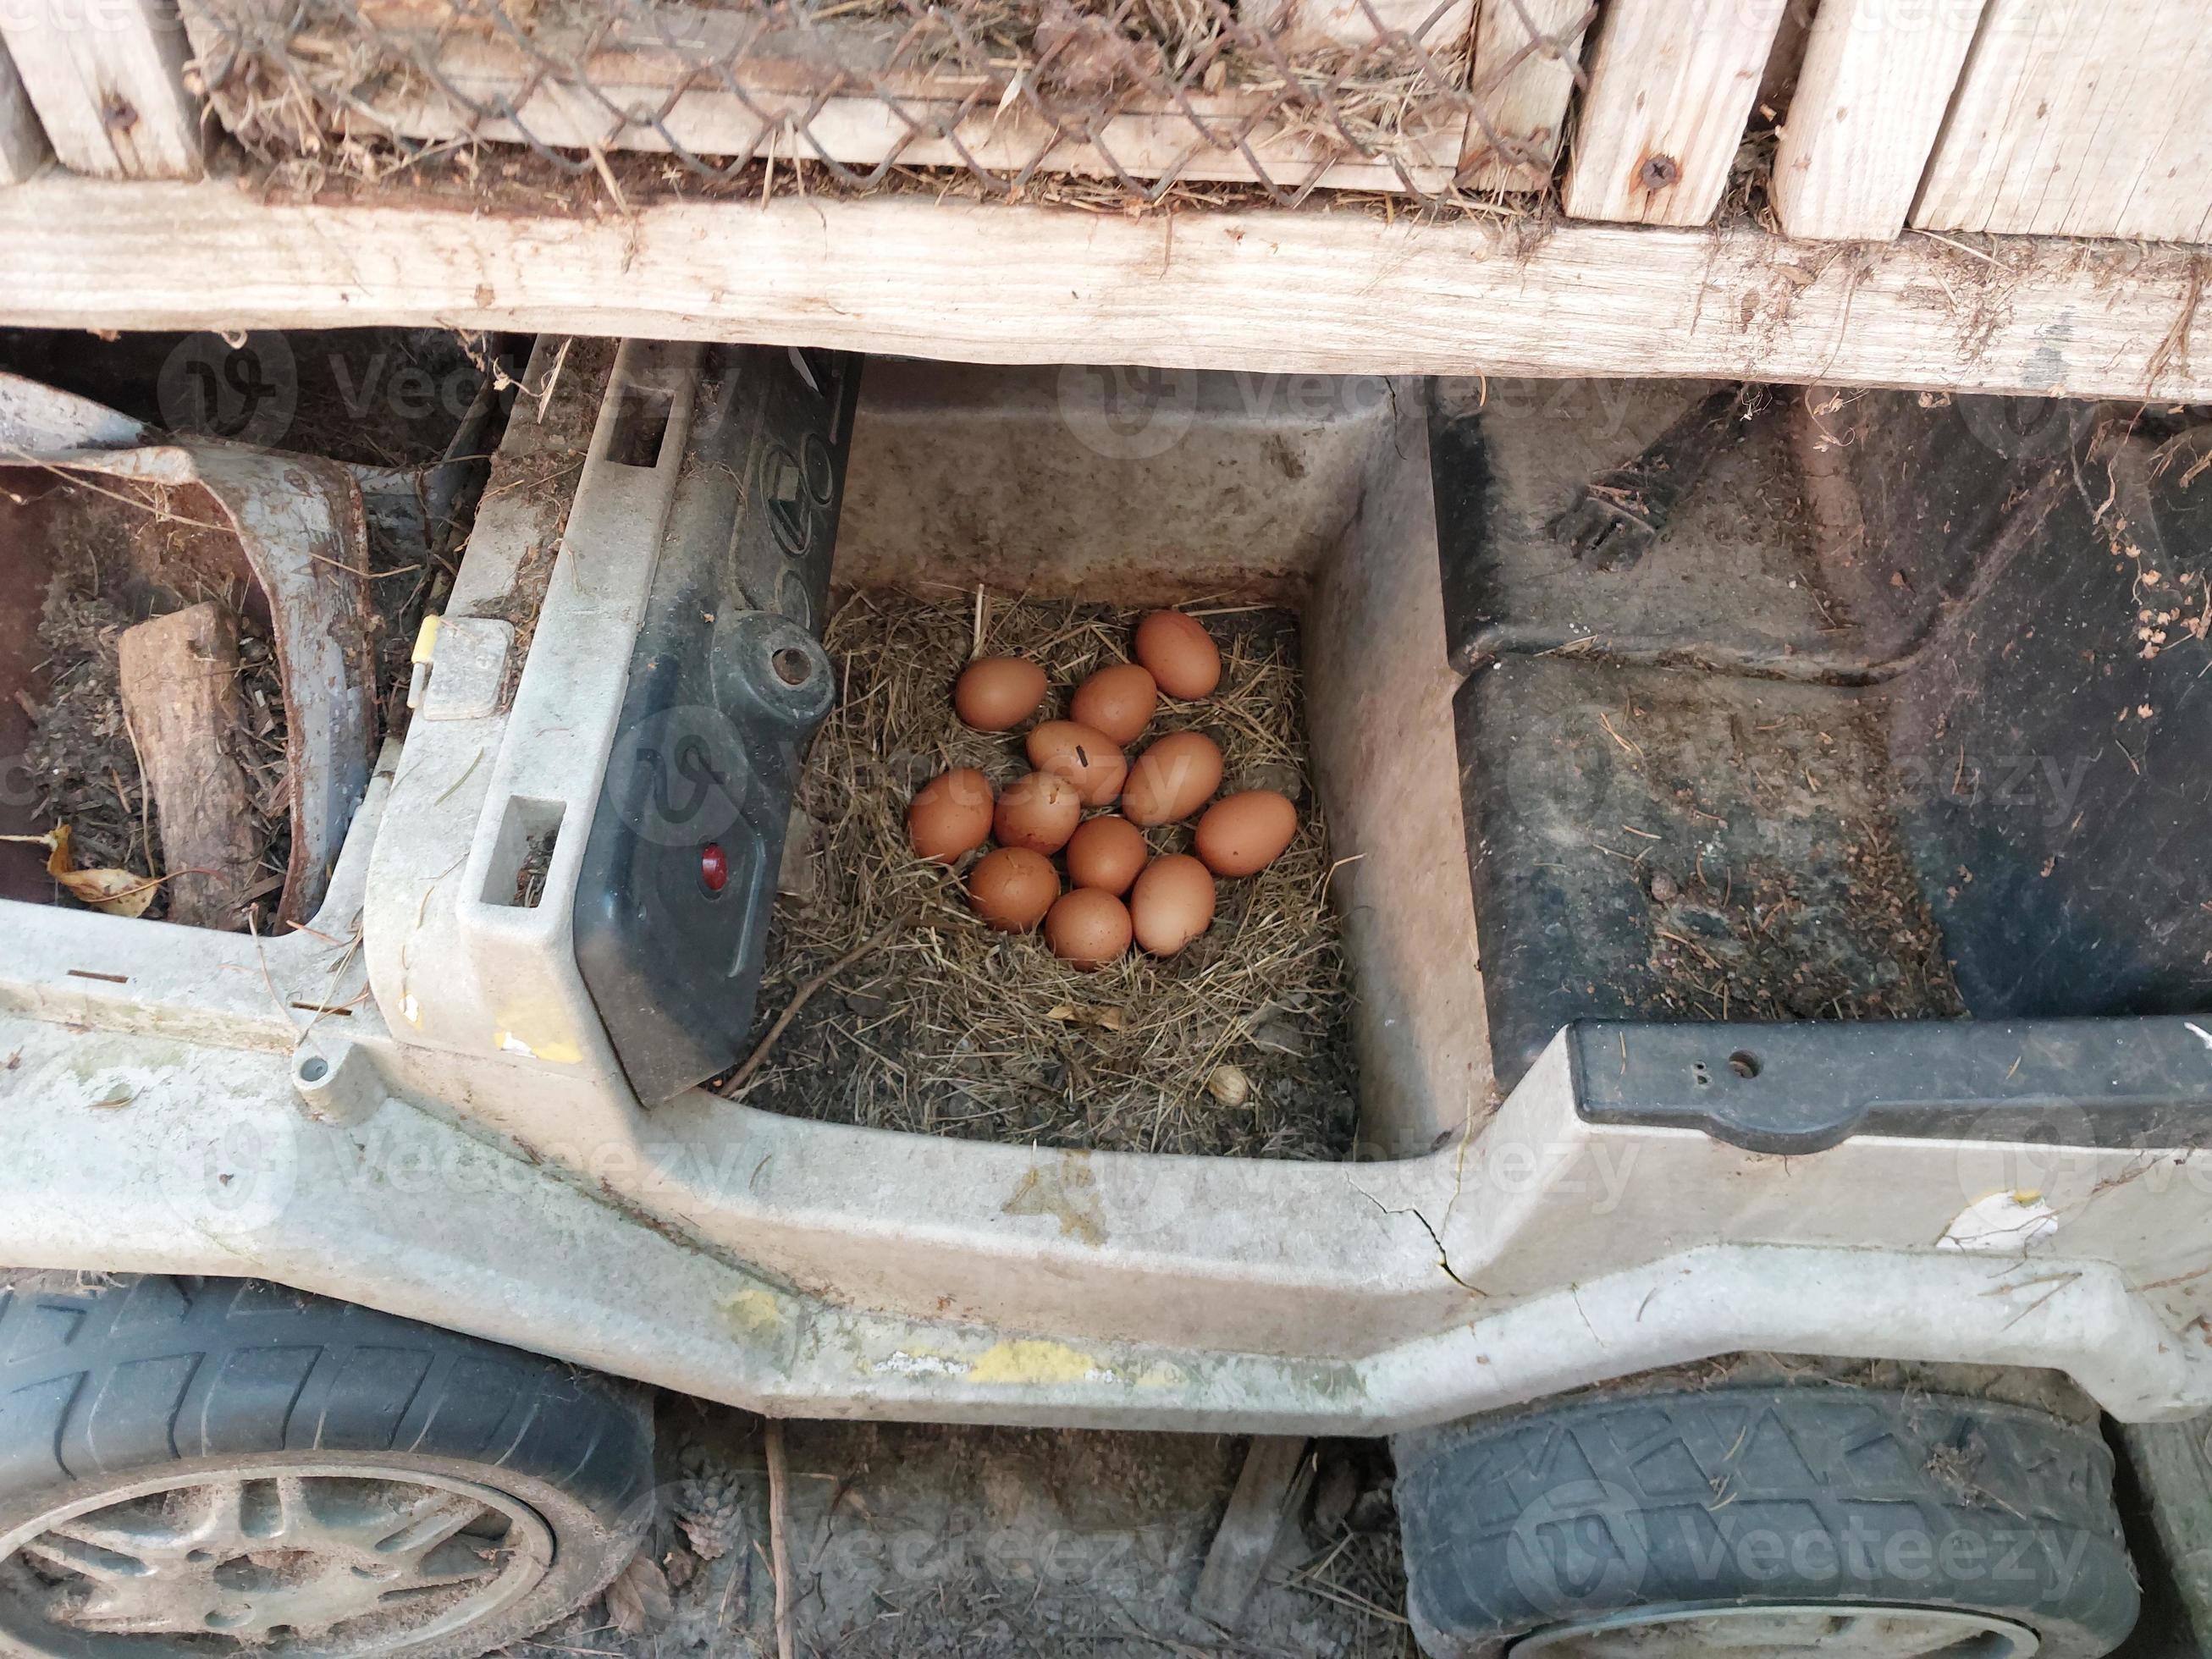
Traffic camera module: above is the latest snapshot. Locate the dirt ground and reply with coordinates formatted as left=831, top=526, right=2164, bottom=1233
left=512, top=1401, right=1414, bottom=1659
left=505, top=1387, right=2212, bottom=1659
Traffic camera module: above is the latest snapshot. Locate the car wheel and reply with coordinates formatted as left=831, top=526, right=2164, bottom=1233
left=1394, top=1381, right=2140, bottom=1657
left=0, top=1274, right=654, bottom=1658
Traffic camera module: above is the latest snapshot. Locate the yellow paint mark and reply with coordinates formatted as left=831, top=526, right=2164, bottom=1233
left=722, top=1288, right=787, bottom=1342
left=492, top=1022, right=583, bottom=1065
left=968, top=1340, right=1113, bottom=1386
left=1001, top=1154, right=1107, bottom=1247
left=869, top=1341, right=1180, bottom=1391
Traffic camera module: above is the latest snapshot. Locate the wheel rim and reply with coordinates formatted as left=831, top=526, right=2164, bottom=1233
left=1511, top=1601, right=2042, bottom=1656
left=0, top=1462, right=555, bottom=1657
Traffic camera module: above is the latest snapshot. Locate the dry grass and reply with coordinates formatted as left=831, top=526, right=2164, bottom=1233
left=186, top=0, right=1517, bottom=206
left=736, top=588, right=1359, bottom=1160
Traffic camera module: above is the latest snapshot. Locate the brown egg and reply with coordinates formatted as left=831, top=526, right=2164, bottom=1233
left=1134, top=610, right=1222, bottom=700
left=1064, top=814, right=1149, bottom=896
left=1070, top=663, right=1157, bottom=747
left=954, top=656, right=1047, bottom=730
left=994, top=771, right=1082, bottom=855
left=1129, top=853, right=1216, bottom=956
left=1119, top=730, right=1223, bottom=827
left=907, top=767, right=994, bottom=864
left=1194, top=790, right=1299, bottom=877
left=969, top=847, right=1059, bottom=932
left=1026, top=720, right=1128, bottom=808
left=1045, top=888, right=1133, bottom=969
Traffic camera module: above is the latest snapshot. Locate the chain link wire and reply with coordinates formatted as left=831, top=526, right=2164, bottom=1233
left=180, top=0, right=1592, bottom=205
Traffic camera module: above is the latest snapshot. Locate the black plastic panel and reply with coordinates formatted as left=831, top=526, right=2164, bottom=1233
left=575, top=345, right=861, bottom=1105
left=1440, top=381, right=2212, bottom=1110
left=1869, top=411, right=2212, bottom=1022
left=1456, top=658, right=1962, bottom=1095
left=1573, top=1017, right=2212, bottom=1155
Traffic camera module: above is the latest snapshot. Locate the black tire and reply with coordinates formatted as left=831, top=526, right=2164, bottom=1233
left=1395, top=1382, right=2141, bottom=1658
left=0, top=1274, right=654, bottom=1659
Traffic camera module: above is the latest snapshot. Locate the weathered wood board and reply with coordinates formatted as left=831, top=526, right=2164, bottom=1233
left=1459, top=0, right=1592, bottom=192
left=1561, top=0, right=1789, bottom=225
left=0, top=0, right=200, bottom=178
left=1915, top=0, right=2212, bottom=242
left=116, top=602, right=257, bottom=929
left=1773, top=0, right=1988, bottom=240
left=0, top=39, right=48, bottom=183
left=0, top=179, right=2205, bottom=402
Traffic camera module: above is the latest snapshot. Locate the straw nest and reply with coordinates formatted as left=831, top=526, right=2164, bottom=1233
left=736, top=590, right=1359, bottom=1160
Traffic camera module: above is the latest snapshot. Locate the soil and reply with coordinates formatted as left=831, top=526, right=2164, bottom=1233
left=510, top=1399, right=1415, bottom=1659
left=741, top=597, right=1361, bottom=1160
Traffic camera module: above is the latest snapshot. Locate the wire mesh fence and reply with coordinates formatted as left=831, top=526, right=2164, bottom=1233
left=179, top=0, right=1594, bottom=204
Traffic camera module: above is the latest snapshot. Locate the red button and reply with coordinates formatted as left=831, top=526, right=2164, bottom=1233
left=699, top=844, right=730, bottom=892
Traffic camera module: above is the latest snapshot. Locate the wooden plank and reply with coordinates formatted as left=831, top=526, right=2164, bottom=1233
left=0, top=41, right=50, bottom=183
left=1773, top=0, right=1987, bottom=240
left=1560, top=0, right=1789, bottom=225
left=1915, top=0, right=2212, bottom=241
left=0, top=0, right=200, bottom=178
left=1191, top=1436, right=1312, bottom=1629
left=1459, top=0, right=1592, bottom=191
left=116, top=603, right=257, bottom=929
left=0, top=178, right=2205, bottom=400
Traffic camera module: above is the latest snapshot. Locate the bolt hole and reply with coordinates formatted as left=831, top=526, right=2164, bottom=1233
left=297, top=1056, right=329, bottom=1084
left=771, top=647, right=813, bottom=687
left=1728, top=1050, right=1762, bottom=1080
left=1691, top=1061, right=1711, bottom=1087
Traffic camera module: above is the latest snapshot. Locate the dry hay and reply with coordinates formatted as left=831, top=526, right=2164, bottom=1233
left=187, top=0, right=1503, bottom=205
left=252, top=137, right=1563, bottom=234
left=737, top=589, right=1360, bottom=1160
